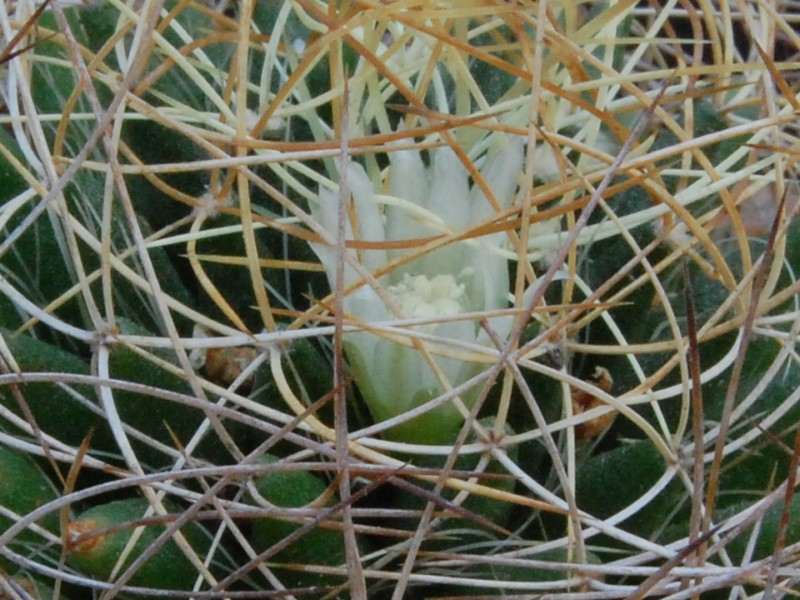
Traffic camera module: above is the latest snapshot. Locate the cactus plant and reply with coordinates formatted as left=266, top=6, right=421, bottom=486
left=0, top=0, right=799, bottom=598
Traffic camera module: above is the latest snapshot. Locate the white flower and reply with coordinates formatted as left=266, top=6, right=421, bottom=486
left=311, top=136, right=524, bottom=444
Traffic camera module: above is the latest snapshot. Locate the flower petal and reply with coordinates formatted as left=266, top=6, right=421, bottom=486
left=387, top=148, right=430, bottom=243
left=348, top=163, right=387, bottom=275
left=309, top=186, right=358, bottom=286
left=470, top=136, right=524, bottom=224
left=427, top=147, right=470, bottom=232
left=462, top=136, right=523, bottom=310
left=465, top=244, right=510, bottom=312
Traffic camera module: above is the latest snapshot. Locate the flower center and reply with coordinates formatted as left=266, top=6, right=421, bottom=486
left=388, top=273, right=465, bottom=319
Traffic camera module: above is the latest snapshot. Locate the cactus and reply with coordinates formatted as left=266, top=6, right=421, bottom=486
left=248, top=454, right=348, bottom=591
left=0, top=0, right=799, bottom=598
left=65, top=498, right=213, bottom=594
left=0, top=445, right=60, bottom=575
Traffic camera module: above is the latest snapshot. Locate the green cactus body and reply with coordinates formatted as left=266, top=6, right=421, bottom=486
left=441, top=546, right=604, bottom=596
left=0, top=570, right=72, bottom=600
left=106, top=318, right=207, bottom=467
left=0, top=331, right=103, bottom=449
left=0, top=446, right=60, bottom=574
left=454, top=418, right=519, bottom=528
left=65, top=498, right=211, bottom=593
left=575, top=440, right=685, bottom=540
left=249, top=455, right=347, bottom=591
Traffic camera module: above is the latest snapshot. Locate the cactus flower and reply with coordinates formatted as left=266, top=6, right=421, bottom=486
left=312, top=137, right=525, bottom=444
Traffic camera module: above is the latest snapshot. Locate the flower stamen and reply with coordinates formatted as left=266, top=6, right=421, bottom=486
left=387, top=273, right=465, bottom=320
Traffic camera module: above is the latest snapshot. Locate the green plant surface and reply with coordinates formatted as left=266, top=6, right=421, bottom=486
left=0, top=329, right=111, bottom=449
left=0, top=445, right=60, bottom=574
left=65, top=497, right=212, bottom=594
left=248, top=453, right=348, bottom=592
